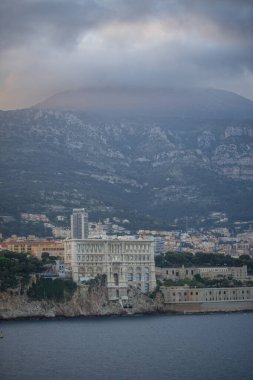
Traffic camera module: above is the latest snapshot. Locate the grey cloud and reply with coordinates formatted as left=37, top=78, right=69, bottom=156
left=1, top=0, right=253, bottom=109
left=1, top=0, right=253, bottom=50
left=0, top=1, right=108, bottom=49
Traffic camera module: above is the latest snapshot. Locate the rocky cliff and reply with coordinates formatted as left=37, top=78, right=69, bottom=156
left=0, top=286, right=163, bottom=320
left=1, top=285, right=253, bottom=319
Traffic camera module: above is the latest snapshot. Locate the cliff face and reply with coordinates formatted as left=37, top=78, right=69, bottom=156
left=0, top=286, right=163, bottom=320
left=1, top=286, right=253, bottom=319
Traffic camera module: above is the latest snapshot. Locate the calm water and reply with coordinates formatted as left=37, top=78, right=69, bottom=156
left=0, top=313, right=253, bottom=380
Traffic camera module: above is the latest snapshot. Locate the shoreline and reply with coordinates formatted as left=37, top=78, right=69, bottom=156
left=1, top=285, right=253, bottom=321
left=1, top=308, right=253, bottom=322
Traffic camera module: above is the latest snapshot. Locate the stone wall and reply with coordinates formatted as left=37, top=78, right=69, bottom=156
left=160, top=285, right=253, bottom=313
left=164, top=301, right=253, bottom=313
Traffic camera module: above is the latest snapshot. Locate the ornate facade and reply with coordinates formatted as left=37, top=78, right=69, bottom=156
left=64, top=238, right=156, bottom=300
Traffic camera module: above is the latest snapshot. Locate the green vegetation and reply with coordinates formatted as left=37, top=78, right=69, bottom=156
left=1, top=110, right=253, bottom=235
left=84, top=274, right=107, bottom=289
left=155, top=252, right=253, bottom=273
left=0, top=250, right=77, bottom=303
left=0, top=250, right=43, bottom=291
left=0, top=219, right=52, bottom=238
left=41, top=252, right=59, bottom=264
left=27, top=278, right=77, bottom=302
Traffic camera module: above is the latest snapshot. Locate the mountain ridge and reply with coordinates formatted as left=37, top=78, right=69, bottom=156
left=34, top=87, right=253, bottom=120
left=0, top=87, right=253, bottom=234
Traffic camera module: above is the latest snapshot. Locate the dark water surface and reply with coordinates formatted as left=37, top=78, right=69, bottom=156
left=0, top=313, right=253, bottom=380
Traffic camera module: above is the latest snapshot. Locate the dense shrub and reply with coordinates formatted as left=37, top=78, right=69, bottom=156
left=156, top=251, right=253, bottom=272
left=27, top=278, right=77, bottom=302
left=0, top=250, right=43, bottom=291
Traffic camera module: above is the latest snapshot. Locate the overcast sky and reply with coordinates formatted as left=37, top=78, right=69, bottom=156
left=0, top=0, right=253, bottom=110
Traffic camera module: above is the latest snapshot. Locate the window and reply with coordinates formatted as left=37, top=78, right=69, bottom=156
left=144, top=268, right=149, bottom=281
left=127, top=272, right=133, bottom=282
left=136, top=273, right=141, bottom=281
left=114, top=273, right=119, bottom=286
left=144, top=283, right=149, bottom=293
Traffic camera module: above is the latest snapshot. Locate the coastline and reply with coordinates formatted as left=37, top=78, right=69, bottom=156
left=1, top=309, right=253, bottom=322
left=1, top=285, right=253, bottom=321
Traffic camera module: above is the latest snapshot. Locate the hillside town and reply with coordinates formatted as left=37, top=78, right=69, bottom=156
left=1, top=208, right=253, bottom=314
left=1, top=211, right=253, bottom=259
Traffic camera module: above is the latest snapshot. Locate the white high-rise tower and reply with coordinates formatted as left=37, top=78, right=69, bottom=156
left=70, top=208, right=88, bottom=239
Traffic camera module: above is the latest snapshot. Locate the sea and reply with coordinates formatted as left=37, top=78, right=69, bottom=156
left=0, top=313, right=253, bottom=380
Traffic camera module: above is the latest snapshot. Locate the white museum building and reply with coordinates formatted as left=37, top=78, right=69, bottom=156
left=64, top=238, right=156, bottom=300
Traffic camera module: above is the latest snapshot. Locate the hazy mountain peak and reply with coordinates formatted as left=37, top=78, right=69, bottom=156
left=34, top=87, right=253, bottom=120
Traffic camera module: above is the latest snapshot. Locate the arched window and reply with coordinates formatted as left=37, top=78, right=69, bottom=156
left=136, top=272, right=141, bottom=281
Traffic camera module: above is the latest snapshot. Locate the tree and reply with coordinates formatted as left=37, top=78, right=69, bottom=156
left=41, top=252, right=50, bottom=262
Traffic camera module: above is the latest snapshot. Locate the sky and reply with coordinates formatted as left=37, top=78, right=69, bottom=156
left=0, top=0, right=253, bottom=110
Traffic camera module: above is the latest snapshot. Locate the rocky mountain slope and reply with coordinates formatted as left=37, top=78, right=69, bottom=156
left=0, top=87, right=253, bottom=232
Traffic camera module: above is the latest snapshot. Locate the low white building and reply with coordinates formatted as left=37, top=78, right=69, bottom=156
left=162, top=286, right=253, bottom=303
left=64, top=238, right=156, bottom=300
left=156, top=265, right=248, bottom=281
